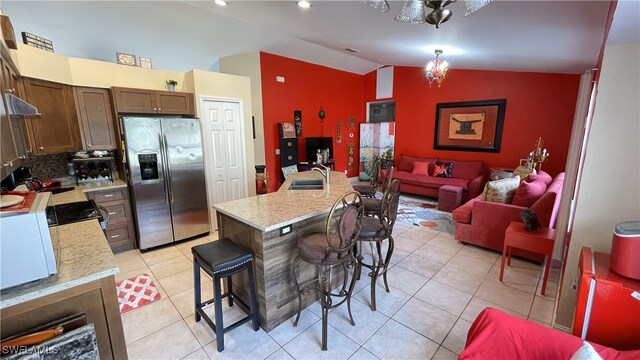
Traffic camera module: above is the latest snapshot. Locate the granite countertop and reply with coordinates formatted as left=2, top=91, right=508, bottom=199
left=0, top=220, right=119, bottom=309
left=213, top=171, right=354, bottom=232
left=0, top=180, right=127, bottom=309
left=51, top=180, right=127, bottom=205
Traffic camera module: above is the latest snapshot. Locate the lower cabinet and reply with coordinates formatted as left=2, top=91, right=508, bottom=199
left=86, top=187, right=136, bottom=252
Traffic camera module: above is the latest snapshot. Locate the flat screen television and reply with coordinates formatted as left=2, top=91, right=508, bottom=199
left=305, top=137, right=333, bottom=163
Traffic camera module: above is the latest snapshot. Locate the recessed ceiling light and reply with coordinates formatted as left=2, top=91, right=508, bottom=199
left=297, top=1, right=311, bottom=9
left=344, top=48, right=360, bottom=53
left=214, top=0, right=228, bottom=6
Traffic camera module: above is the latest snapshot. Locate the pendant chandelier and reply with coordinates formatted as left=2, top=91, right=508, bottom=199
left=364, top=0, right=492, bottom=29
left=425, top=49, right=449, bottom=87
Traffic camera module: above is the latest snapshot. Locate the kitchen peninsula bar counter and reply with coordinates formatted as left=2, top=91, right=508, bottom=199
left=213, top=171, right=353, bottom=331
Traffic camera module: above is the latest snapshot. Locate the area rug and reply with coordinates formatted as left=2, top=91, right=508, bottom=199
left=115, top=274, right=161, bottom=314
left=396, top=195, right=455, bottom=234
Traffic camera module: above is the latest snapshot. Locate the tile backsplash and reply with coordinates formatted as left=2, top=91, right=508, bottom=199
left=22, top=152, right=73, bottom=179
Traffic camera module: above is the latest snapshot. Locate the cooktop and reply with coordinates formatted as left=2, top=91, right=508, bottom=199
left=50, top=200, right=103, bottom=226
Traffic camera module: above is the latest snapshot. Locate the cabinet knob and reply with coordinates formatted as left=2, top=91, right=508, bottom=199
left=88, top=144, right=92, bottom=148
left=158, top=108, right=162, bottom=112
left=8, top=88, right=14, bottom=93
left=154, top=107, right=157, bottom=111
left=38, top=147, right=44, bottom=150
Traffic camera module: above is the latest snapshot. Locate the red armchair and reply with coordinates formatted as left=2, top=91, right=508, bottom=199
left=452, top=173, right=564, bottom=261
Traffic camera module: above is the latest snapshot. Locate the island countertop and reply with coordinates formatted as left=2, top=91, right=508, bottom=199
left=213, top=171, right=354, bottom=232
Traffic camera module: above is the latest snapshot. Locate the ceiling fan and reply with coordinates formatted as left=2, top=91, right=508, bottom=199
left=365, top=0, right=492, bottom=28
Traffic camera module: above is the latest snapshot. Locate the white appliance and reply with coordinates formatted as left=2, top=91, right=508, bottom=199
left=0, top=192, right=59, bottom=290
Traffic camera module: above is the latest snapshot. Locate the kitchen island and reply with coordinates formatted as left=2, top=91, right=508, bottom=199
left=0, top=182, right=128, bottom=359
left=213, top=171, right=354, bottom=331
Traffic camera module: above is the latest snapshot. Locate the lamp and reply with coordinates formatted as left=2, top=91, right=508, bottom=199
left=425, top=49, right=449, bottom=87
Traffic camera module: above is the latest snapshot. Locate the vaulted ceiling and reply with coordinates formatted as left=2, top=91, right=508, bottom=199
left=2, top=1, right=636, bottom=75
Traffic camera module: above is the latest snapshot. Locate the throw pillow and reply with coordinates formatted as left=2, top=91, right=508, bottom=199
left=512, top=166, right=536, bottom=181
left=526, top=170, right=553, bottom=186
left=482, top=176, right=520, bottom=203
left=432, top=162, right=453, bottom=178
left=511, top=179, right=547, bottom=207
left=570, top=342, right=603, bottom=360
left=411, top=161, right=430, bottom=176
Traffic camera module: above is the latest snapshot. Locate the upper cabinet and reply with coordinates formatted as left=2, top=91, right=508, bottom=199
left=111, top=87, right=194, bottom=116
left=22, top=78, right=82, bottom=154
left=74, top=87, right=117, bottom=150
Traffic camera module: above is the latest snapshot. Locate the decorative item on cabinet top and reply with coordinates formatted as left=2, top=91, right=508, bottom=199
left=116, top=52, right=136, bottom=66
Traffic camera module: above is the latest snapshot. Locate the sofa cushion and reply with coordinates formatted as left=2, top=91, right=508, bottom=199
left=394, top=171, right=471, bottom=190
left=411, top=161, right=430, bottom=176
left=440, top=160, right=484, bottom=180
left=512, top=165, right=536, bottom=181
left=527, top=170, right=553, bottom=186
left=482, top=176, right=520, bottom=203
left=433, top=161, right=453, bottom=178
left=397, top=155, right=436, bottom=172
left=511, top=179, right=547, bottom=207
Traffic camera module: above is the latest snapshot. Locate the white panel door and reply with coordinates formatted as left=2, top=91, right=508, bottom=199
left=202, top=99, right=247, bottom=229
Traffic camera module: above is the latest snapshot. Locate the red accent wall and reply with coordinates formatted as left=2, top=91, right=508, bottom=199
left=370, top=66, right=581, bottom=177
left=260, top=52, right=364, bottom=192
left=260, top=54, right=580, bottom=192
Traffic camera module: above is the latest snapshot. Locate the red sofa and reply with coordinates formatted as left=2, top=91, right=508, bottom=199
left=452, top=172, right=564, bottom=261
left=391, top=155, right=485, bottom=203
left=460, top=308, right=640, bottom=359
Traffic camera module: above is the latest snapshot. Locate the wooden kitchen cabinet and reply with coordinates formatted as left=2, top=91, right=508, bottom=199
left=74, top=87, right=117, bottom=150
left=22, top=78, right=82, bottom=154
left=0, top=42, right=27, bottom=179
left=86, top=187, right=136, bottom=252
left=111, top=86, right=194, bottom=116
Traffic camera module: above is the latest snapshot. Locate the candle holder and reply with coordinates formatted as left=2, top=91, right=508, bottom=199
left=529, top=137, right=549, bottom=173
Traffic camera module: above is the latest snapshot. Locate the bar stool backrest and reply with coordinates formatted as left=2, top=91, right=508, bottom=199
left=369, top=157, right=381, bottom=187
left=380, top=180, right=401, bottom=236
left=382, top=167, right=394, bottom=194
left=325, top=191, right=364, bottom=262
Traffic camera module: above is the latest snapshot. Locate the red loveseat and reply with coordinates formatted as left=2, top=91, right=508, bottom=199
left=452, top=172, right=564, bottom=261
left=391, top=155, right=485, bottom=203
left=460, top=308, right=640, bottom=359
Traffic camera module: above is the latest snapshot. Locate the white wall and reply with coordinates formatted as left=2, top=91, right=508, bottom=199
left=555, top=42, right=640, bottom=328
left=219, top=52, right=266, bottom=167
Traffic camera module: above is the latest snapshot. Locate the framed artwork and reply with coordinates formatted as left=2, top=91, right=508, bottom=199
left=22, top=32, right=54, bottom=52
left=345, top=116, right=357, bottom=130
left=434, top=99, right=506, bottom=153
left=347, top=143, right=355, bottom=171
left=293, top=110, right=302, bottom=137
left=139, top=57, right=152, bottom=69
left=116, top=52, right=136, bottom=66
left=336, top=122, right=342, bottom=144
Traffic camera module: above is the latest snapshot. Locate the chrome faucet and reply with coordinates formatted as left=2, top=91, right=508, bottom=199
left=312, top=164, right=331, bottom=184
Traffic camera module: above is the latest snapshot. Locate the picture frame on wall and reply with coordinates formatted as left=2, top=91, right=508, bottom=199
left=116, top=52, right=136, bottom=66
left=434, top=99, right=507, bottom=153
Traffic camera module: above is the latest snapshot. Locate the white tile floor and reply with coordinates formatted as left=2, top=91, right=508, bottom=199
left=116, top=223, right=559, bottom=360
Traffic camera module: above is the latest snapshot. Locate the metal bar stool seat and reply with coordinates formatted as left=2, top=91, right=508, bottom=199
left=192, top=238, right=260, bottom=352
left=362, top=167, right=394, bottom=217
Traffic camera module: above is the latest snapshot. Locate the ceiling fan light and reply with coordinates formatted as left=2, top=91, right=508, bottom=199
left=394, top=0, right=427, bottom=24
left=439, top=61, right=449, bottom=70
left=364, top=0, right=390, bottom=13
left=425, top=8, right=452, bottom=28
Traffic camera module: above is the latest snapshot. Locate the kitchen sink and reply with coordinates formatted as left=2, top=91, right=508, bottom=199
left=288, top=179, right=324, bottom=190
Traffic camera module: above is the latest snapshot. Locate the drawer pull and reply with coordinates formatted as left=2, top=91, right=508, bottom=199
left=108, top=212, right=117, bottom=215
left=104, top=194, right=114, bottom=197
left=110, top=234, right=120, bottom=238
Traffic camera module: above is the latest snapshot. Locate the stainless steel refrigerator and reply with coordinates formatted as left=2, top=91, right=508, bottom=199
left=121, top=117, right=209, bottom=250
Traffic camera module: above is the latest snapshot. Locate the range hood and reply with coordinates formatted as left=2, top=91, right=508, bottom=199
left=5, top=92, right=39, bottom=116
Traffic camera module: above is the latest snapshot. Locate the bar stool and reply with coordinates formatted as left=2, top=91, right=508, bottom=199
left=192, top=238, right=260, bottom=352
left=353, top=156, right=381, bottom=198
left=290, top=191, right=364, bottom=350
left=356, top=179, right=401, bottom=311
left=363, top=167, right=394, bottom=217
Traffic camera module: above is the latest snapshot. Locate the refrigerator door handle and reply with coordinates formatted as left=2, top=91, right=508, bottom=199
left=163, top=133, right=174, bottom=204
left=158, top=132, right=170, bottom=204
